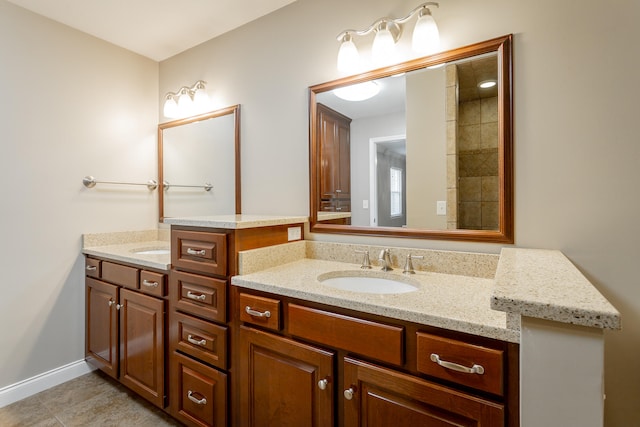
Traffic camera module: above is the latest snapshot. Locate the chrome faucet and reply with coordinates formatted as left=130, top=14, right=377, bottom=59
left=403, top=253, right=424, bottom=274
left=378, top=249, right=393, bottom=271
left=355, top=250, right=372, bottom=269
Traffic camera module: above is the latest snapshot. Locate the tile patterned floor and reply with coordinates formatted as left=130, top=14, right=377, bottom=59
left=0, top=371, right=182, bottom=426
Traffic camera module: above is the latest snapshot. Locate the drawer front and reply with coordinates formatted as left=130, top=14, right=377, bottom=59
left=172, top=311, right=227, bottom=369
left=172, top=230, right=227, bottom=276
left=140, top=270, right=166, bottom=297
left=239, top=293, right=281, bottom=331
left=416, top=332, right=504, bottom=396
left=85, top=258, right=101, bottom=278
left=102, top=261, right=138, bottom=289
left=288, top=303, right=404, bottom=366
left=171, top=270, right=226, bottom=323
left=170, top=352, right=227, bottom=427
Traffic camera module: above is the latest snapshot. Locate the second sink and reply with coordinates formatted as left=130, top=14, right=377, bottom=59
left=317, top=271, right=419, bottom=294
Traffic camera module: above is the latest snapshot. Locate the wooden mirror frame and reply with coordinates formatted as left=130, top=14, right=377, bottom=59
left=309, top=35, right=513, bottom=243
left=158, top=105, right=241, bottom=222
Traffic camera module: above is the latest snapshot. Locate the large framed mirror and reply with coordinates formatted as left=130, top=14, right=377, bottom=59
left=309, top=35, right=513, bottom=243
left=158, top=105, right=241, bottom=221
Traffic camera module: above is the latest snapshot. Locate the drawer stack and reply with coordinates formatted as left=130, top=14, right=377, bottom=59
left=168, top=229, right=229, bottom=427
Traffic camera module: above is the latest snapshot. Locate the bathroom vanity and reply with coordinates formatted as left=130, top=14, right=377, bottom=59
left=83, top=223, right=620, bottom=427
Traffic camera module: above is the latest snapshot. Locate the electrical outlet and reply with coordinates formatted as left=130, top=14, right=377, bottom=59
left=287, top=226, right=302, bottom=241
left=436, top=201, right=447, bottom=216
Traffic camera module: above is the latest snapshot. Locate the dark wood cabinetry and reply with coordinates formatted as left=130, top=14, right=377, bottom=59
left=168, top=224, right=304, bottom=427
left=317, top=103, right=351, bottom=212
left=239, top=326, right=334, bottom=427
left=235, top=287, right=518, bottom=427
left=85, top=260, right=166, bottom=408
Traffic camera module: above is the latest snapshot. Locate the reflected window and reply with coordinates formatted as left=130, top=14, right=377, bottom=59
left=390, top=167, right=403, bottom=217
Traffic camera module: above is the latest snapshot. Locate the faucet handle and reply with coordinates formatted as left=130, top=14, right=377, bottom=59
left=403, top=254, right=424, bottom=275
left=354, top=250, right=372, bottom=269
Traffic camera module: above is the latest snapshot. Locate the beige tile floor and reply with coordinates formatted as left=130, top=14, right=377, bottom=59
left=0, top=370, right=183, bottom=426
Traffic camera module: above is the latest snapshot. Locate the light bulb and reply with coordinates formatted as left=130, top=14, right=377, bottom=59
left=372, top=26, right=396, bottom=66
left=412, top=9, right=440, bottom=54
left=178, top=90, right=193, bottom=117
left=163, top=97, right=178, bottom=118
left=193, top=88, right=210, bottom=113
left=337, top=35, right=360, bottom=74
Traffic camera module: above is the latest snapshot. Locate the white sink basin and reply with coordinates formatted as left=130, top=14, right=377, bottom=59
left=132, top=248, right=170, bottom=255
left=317, top=271, right=418, bottom=294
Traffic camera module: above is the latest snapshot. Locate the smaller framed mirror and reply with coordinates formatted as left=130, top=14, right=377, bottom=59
left=158, top=105, right=241, bottom=221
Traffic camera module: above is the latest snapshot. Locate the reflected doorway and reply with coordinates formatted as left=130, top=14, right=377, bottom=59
left=369, top=135, right=406, bottom=227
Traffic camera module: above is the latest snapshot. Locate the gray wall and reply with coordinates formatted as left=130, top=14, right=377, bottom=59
left=0, top=1, right=158, bottom=389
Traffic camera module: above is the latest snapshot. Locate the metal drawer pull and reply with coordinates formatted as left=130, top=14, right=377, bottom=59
left=187, top=390, right=207, bottom=405
left=245, top=306, right=271, bottom=318
left=186, top=291, right=206, bottom=301
left=86, top=265, right=97, bottom=271
left=142, top=279, right=159, bottom=288
left=343, top=387, right=355, bottom=400
left=430, top=353, right=485, bottom=375
left=187, top=335, right=207, bottom=346
left=187, top=248, right=206, bottom=256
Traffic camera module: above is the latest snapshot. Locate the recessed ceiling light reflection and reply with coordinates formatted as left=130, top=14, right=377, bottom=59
left=333, top=81, right=380, bottom=101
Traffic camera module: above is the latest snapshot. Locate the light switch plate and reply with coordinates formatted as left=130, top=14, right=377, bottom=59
left=288, top=226, right=302, bottom=241
left=436, top=201, right=447, bottom=216
left=363, top=200, right=369, bottom=209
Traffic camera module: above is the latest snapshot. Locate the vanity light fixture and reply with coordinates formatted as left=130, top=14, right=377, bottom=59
left=336, top=2, right=440, bottom=73
left=163, top=80, right=210, bottom=119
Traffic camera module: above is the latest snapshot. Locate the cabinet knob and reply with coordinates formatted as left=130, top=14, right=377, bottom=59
left=343, top=387, right=355, bottom=400
left=317, top=377, right=330, bottom=390
left=108, top=300, right=114, bottom=307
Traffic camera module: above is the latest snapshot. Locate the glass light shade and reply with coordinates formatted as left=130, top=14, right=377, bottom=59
left=412, top=12, right=440, bottom=54
left=333, top=81, right=380, bottom=101
left=372, top=28, right=396, bottom=66
left=193, top=88, right=210, bottom=113
left=177, top=91, right=193, bottom=117
left=337, top=38, right=360, bottom=74
left=163, top=97, right=179, bottom=118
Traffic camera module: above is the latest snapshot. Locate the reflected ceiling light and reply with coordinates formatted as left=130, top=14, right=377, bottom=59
left=163, top=80, right=210, bottom=119
left=336, top=2, right=440, bottom=73
left=333, top=81, right=380, bottom=101
left=478, top=80, right=497, bottom=89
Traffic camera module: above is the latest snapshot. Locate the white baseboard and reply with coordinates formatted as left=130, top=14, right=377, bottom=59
left=0, top=360, right=96, bottom=408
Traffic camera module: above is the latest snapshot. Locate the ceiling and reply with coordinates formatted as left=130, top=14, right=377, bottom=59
left=7, top=0, right=297, bottom=61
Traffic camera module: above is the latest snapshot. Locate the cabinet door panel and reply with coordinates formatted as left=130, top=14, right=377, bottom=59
left=171, top=352, right=227, bottom=427
left=119, top=289, right=165, bottom=408
left=239, top=326, right=334, bottom=427
left=343, top=357, right=504, bottom=427
left=86, top=278, right=119, bottom=379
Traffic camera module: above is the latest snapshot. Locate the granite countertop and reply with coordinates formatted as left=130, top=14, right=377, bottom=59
left=491, top=248, right=620, bottom=330
left=82, top=229, right=171, bottom=271
left=232, top=242, right=519, bottom=343
left=164, top=214, right=308, bottom=229
left=317, top=211, right=352, bottom=221
left=231, top=242, right=621, bottom=344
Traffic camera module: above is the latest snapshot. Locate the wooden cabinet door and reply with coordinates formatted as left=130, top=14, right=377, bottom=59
left=239, top=326, right=334, bottom=427
left=343, top=357, right=504, bottom=427
left=86, top=278, right=119, bottom=379
left=318, top=104, right=351, bottom=200
left=119, top=289, right=165, bottom=408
